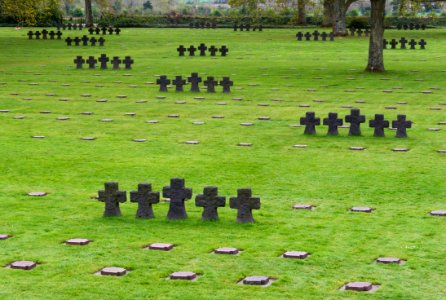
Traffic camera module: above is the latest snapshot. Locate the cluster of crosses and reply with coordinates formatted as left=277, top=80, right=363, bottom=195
left=27, top=30, right=62, bottom=40
left=397, top=23, right=426, bottom=30
left=383, top=38, right=427, bottom=50
left=65, top=36, right=105, bottom=46
left=56, top=23, right=84, bottom=30
left=300, top=109, right=412, bottom=138
left=348, top=27, right=370, bottom=37
left=156, top=73, right=233, bottom=93
left=87, top=26, right=121, bottom=35
left=233, top=23, right=263, bottom=31
left=189, top=22, right=217, bottom=29
left=177, top=44, right=228, bottom=57
left=296, top=31, right=335, bottom=42
left=74, top=54, right=134, bottom=70
left=97, top=179, right=261, bottom=223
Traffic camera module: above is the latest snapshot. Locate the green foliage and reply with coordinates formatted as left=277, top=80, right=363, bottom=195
left=72, top=7, right=84, bottom=17
left=143, top=0, right=153, bottom=10
left=347, top=9, right=359, bottom=17
left=348, top=16, right=369, bottom=28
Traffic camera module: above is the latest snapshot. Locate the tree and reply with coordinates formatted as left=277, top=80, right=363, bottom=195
left=332, top=0, right=358, bottom=35
left=323, top=0, right=335, bottom=27
left=1, top=0, right=43, bottom=26
left=144, top=1, right=153, bottom=10
left=365, top=0, right=386, bottom=72
left=297, top=0, right=306, bottom=24
left=85, top=0, right=93, bottom=26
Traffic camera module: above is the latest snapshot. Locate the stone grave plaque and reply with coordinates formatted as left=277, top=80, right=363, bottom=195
left=65, top=238, right=91, bottom=245
left=10, top=261, right=37, bottom=270
left=170, top=272, right=197, bottom=280
left=283, top=251, right=309, bottom=259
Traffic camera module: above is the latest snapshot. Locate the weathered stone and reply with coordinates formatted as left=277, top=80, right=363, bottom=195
left=350, top=146, right=365, bottom=151
left=147, top=243, right=174, bottom=251
left=65, top=238, right=91, bottom=245
left=293, top=204, right=314, bottom=210
left=214, top=247, right=239, bottom=255
left=28, top=192, right=47, bottom=197
left=130, top=183, right=160, bottom=218
left=163, top=178, right=192, bottom=220
left=283, top=251, right=309, bottom=259
left=195, top=186, right=226, bottom=221
left=430, top=210, right=446, bottom=216
left=100, top=267, right=127, bottom=276
left=344, top=282, right=373, bottom=292
left=10, top=261, right=37, bottom=270
left=97, top=182, right=126, bottom=217
left=376, top=257, right=402, bottom=264
left=242, top=276, right=270, bottom=285
left=0, top=234, right=11, bottom=240
left=350, top=207, right=373, bottom=213
left=392, top=148, right=409, bottom=152
left=230, top=188, right=260, bottom=223
left=170, top=271, right=197, bottom=280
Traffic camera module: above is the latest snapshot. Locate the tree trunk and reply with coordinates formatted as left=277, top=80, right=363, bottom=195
left=323, top=0, right=335, bottom=27
left=85, top=0, right=93, bottom=27
left=297, top=0, right=306, bottom=25
left=366, top=0, right=386, bottom=72
left=333, top=0, right=347, bottom=36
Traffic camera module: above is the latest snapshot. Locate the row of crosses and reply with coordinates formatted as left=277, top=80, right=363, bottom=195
left=300, top=110, right=412, bottom=138
left=87, top=26, right=121, bottom=35
left=349, top=27, right=370, bottom=37
left=56, top=23, right=84, bottom=30
left=177, top=44, right=228, bottom=57
left=156, top=73, right=233, bottom=93
left=27, top=30, right=62, bottom=40
left=233, top=23, right=263, bottom=31
left=97, top=179, right=261, bottom=223
left=296, top=31, right=335, bottom=42
left=397, top=23, right=426, bottom=30
left=383, top=38, right=427, bottom=50
left=66, top=36, right=105, bottom=47
left=189, top=22, right=217, bottom=29
left=74, top=54, right=134, bottom=70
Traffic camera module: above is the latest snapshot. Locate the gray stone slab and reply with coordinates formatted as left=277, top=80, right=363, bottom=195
left=170, top=271, right=197, bottom=280
left=283, top=251, right=309, bottom=259
left=214, top=247, right=239, bottom=255
left=9, top=261, right=37, bottom=270
left=65, top=238, right=91, bottom=245
left=147, top=243, right=174, bottom=251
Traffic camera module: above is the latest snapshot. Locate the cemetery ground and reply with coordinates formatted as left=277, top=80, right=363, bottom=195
left=0, top=27, right=445, bottom=299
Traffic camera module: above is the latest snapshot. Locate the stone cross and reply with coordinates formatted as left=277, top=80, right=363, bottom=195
left=34, top=31, right=41, bottom=39
left=41, top=29, right=48, bottom=39
left=111, top=56, right=122, bottom=69
left=230, top=188, right=260, bottom=223
left=177, top=45, right=186, bottom=56
left=329, top=32, right=335, bottom=41
left=198, top=43, right=207, bottom=56
left=349, top=28, right=355, bottom=36
left=27, top=31, right=34, bottom=39
left=204, top=76, right=218, bottom=93
left=67, top=23, right=72, bottom=30
left=97, top=182, right=127, bottom=217
left=49, top=31, right=56, bottom=40
left=81, top=35, right=89, bottom=46
left=357, top=28, right=363, bottom=37
left=86, top=56, right=97, bottom=69
left=399, top=37, right=407, bottom=49
left=296, top=32, right=303, bottom=41
left=383, top=39, right=388, bottom=49
left=89, top=27, right=94, bottom=35
left=304, top=32, right=311, bottom=41
left=392, top=115, right=412, bottom=138
left=419, top=39, right=427, bottom=49
left=323, top=112, right=343, bottom=136
left=72, top=24, right=78, bottom=30
left=312, top=30, right=320, bottom=41
left=195, top=186, right=226, bottom=221
left=246, top=24, right=251, bottom=31
left=233, top=23, right=238, bottom=31
left=220, top=77, right=233, bottom=93
left=188, top=73, right=202, bottom=92
left=239, top=24, right=244, bottom=31
left=369, top=114, right=389, bottom=137
left=208, top=45, right=218, bottom=56
left=157, top=75, right=170, bottom=92
left=345, top=109, right=365, bottom=136
left=219, top=46, right=229, bottom=56
left=130, top=183, right=160, bottom=219
left=408, top=39, right=417, bottom=49
left=115, top=28, right=121, bottom=35
left=163, top=178, right=192, bottom=220
left=90, top=37, right=97, bottom=46
left=415, top=23, right=420, bottom=30
left=108, top=27, right=114, bottom=35
left=73, top=37, right=81, bottom=46
left=98, top=37, right=105, bottom=46
left=188, top=45, right=197, bottom=56
left=409, top=23, right=414, bottom=30
left=123, top=56, right=134, bottom=69
left=300, top=112, right=320, bottom=135
left=61, top=24, right=67, bottom=30
left=172, top=76, right=186, bottom=92
left=56, top=31, right=62, bottom=40
left=78, top=24, right=84, bottom=30
left=101, top=27, right=107, bottom=35
left=74, top=56, right=85, bottom=69
left=259, top=24, right=263, bottom=31
left=98, top=54, right=109, bottom=69
left=365, top=28, right=370, bottom=36
left=95, top=27, right=100, bottom=34
left=390, top=39, right=398, bottom=49
left=65, top=37, right=73, bottom=46
left=320, top=32, right=327, bottom=41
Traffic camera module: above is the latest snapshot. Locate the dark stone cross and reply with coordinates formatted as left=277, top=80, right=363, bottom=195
left=27, top=31, right=34, bottom=39
left=73, top=37, right=81, bottom=46
left=72, top=24, right=78, bottom=30
left=233, top=23, right=238, bottom=31
left=239, top=24, right=244, bottom=31
left=296, top=32, right=303, bottom=41
left=163, top=178, right=192, bottom=220
left=81, top=35, right=89, bottom=46
left=187, top=45, right=197, bottom=56
left=130, top=183, right=160, bottom=219
left=383, top=39, right=388, bottom=49
left=95, top=27, right=100, bottom=35
left=88, top=27, right=94, bottom=35
left=415, top=23, right=420, bottom=30
left=208, top=45, right=218, bottom=56
left=403, top=24, right=408, bottom=30
left=108, top=27, right=114, bottom=35
left=111, top=56, right=122, bottom=69
left=195, top=187, right=226, bottom=221
left=408, top=39, right=417, bottom=49
left=101, top=27, right=107, bottom=35
left=98, top=37, right=105, bottom=46
left=365, top=28, right=370, bottom=36
left=177, top=45, right=186, bottom=56
left=49, top=31, right=56, bottom=40
left=392, top=115, right=412, bottom=138
left=219, top=45, right=228, bottom=56
left=61, top=24, right=67, bottom=30
left=56, top=31, right=62, bottom=40
left=300, top=112, right=320, bottom=135
left=220, top=77, right=233, bottom=93
left=115, top=28, right=121, bottom=35
left=204, top=76, right=218, bottom=93
left=90, top=37, right=97, bottom=46
left=157, top=75, right=170, bottom=92
left=65, top=37, right=73, bottom=46
left=34, top=31, right=41, bottom=39
left=419, top=39, right=427, bottom=49
left=98, top=54, right=109, bottom=69
left=188, top=72, right=202, bottom=92
left=86, top=56, right=97, bottom=69
left=41, top=29, right=48, bottom=39
left=312, top=30, right=320, bottom=41
left=397, top=24, right=402, bottom=30
left=320, top=32, right=328, bottom=41
left=230, top=188, right=260, bottom=223
left=421, top=24, right=426, bottom=30
left=67, top=23, right=72, bottom=30
left=329, top=32, right=335, bottom=41
left=246, top=24, right=251, bottom=31
left=399, top=37, right=407, bottom=49
left=97, top=182, right=127, bottom=217
left=350, top=27, right=356, bottom=36
left=369, top=114, right=389, bottom=137
left=304, top=32, right=312, bottom=41
left=123, top=56, right=134, bottom=69
left=259, top=24, right=263, bottom=31
left=198, top=43, right=207, bottom=56
left=172, top=76, right=186, bottom=92
left=357, top=28, right=363, bottom=37
left=323, top=112, right=343, bottom=136
left=78, top=24, right=83, bottom=30
left=390, top=39, right=398, bottom=49
left=409, top=23, right=414, bottom=30
left=74, top=56, right=85, bottom=69
left=345, top=108, right=366, bottom=136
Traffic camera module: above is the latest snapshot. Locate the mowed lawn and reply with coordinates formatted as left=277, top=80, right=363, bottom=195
left=0, top=26, right=445, bottom=299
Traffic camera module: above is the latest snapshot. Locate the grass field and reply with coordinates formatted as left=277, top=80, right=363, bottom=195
left=0, top=26, right=445, bottom=299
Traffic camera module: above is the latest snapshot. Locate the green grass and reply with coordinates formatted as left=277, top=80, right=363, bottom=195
left=0, top=27, right=445, bottom=299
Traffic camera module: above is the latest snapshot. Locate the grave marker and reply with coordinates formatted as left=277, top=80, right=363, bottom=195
left=156, top=75, right=170, bottom=92
left=163, top=178, right=192, bottom=220
left=219, top=46, right=229, bottom=56
left=98, top=54, right=109, bottom=69
left=300, top=112, right=320, bottom=135
left=188, top=45, right=197, bottom=56
left=97, top=182, right=127, bottom=217
left=111, top=56, right=121, bottom=69
left=369, top=114, right=389, bottom=137
left=392, top=115, right=412, bottom=138
left=123, top=56, right=134, bottom=69
left=195, top=186, right=226, bottom=221
left=204, top=76, right=218, bottom=93
left=220, top=77, right=233, bottom=93
left=208, top=45, right=218, bottom=56
left=188, top=73, right=202, bottom=92
left=130, top=183, right=160, bottom=219
left=172, top=76, right=186, bottom=92
left=74, top=56, right=85, bottom=69
left=230, top=188, right=260, bottom=223
left=177, top=45, right=186, bottom=56
left=323, top=112, right=343, bottom=136
left=86, top=56, right=97, bottom=69
left=345, top=109, right=365, bottom=136
left=198, top=43, right=207, bottom=56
